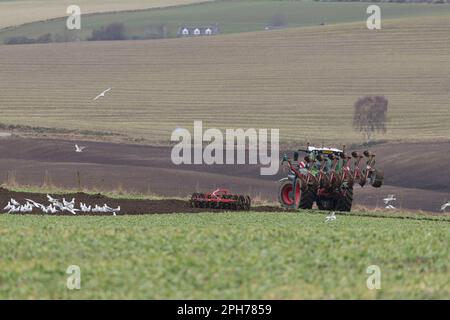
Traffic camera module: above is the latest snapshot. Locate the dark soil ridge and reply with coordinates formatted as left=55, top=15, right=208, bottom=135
left=0, top=188, right=282, bottom=215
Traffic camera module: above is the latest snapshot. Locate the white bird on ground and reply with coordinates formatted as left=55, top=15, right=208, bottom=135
left=63, top=198, right=75, bottom=207
left=93, top=88, right=111, bottom=101
left=47, top=195, right=59, bottom=203
left=10, top=198, right=20, bottom=206
left=46, top=205, right=58, bottom=213
left=102, top=204, right=120, bottom=215
left=383, top=194, right=396, bottom=205
left=61, top=205, right=79, bottom=215
left=325, top=211, right=336, bottom=222
left=52, top=200, right=65, bottom=210
left=20, top=203, right=33, bottom=213
left=92, top=204, right=106, bottom=213
left=75, top=144, right=86, bottom=153
left=42, top=205, right=52, bottom=214
left=80, top=203, right=92, bottom=212
left=8, top=205, right=20, bottom=214
left=25, top=199, right=45, bottom=210
left=3, top=202, right=13, bottom=211
left=441, top=200, right=450, bottom=212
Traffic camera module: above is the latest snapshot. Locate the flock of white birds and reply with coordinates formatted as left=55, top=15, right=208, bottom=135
left=3, top=195, right=120, bottom=215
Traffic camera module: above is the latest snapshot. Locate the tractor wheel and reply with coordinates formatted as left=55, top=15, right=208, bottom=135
left=335, top=187, right=353, bottom=212
left=299, top=187, right=315, bottom=210
left=317, top=197, right=334, bottom=211
left=278, top=178, right=295, bottom=209
left=245, top=196, right=251, bottom=210
left=316, top=190, right=335, bottom=211
left=371, top=170, right=384, bottom=188
left=294, top=179, right=303, bottom=209
left=237, top=195, right=245, bottom=210
left=190, top=193, right=199, bottom=207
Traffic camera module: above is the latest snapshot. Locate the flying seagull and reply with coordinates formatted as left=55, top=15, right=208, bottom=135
left=325, top=211, right=336, bottom=223
left=75, top=144, right=86, bottom=153
left=93, top=88, right=111, bottom=101
left=441, top=200, right=450, bottom=212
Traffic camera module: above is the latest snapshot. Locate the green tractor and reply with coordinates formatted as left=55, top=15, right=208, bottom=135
left=278, top=145, right=383, bottom=211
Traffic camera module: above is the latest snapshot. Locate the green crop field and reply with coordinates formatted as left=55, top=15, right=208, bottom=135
left=0, top=211, right=448, bottom=299
left=2, top=1, right=450, bottom=42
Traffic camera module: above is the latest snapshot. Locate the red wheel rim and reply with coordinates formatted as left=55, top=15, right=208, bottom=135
left=281, top=184, right=294, bottom=206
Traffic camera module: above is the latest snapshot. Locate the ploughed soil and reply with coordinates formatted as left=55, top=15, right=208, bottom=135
left=0, top=136, right=449, bottom=212
left=0, top=187, right=281, bottom=215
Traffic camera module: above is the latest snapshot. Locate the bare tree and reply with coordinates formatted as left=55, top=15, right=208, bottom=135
left=353, top=95, right=388, bottom=144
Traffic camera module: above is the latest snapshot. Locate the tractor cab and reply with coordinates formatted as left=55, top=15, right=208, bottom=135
left=302, top=146, right=344, bottom=173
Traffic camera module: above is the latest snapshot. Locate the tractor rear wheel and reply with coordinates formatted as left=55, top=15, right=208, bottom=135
left=335, top=187, right=353, bottom=212
left=317, top=197, right=334, bottom=211
left=299, top=187, right=315, bottom=209
left=278, top=178, right=295, bottom=209
left=279, top=178, right=315, bottom=210
left=294, top=179, right=303, bottom=209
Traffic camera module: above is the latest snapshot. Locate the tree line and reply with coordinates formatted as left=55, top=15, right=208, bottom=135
left=4, top=22, right=169, bottom=45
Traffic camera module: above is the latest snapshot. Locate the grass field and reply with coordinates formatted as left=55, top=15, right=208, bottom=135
left=0, top=211, right=448, bottom=299
left=0, top=15, right=449, bottom=144
left=0, top=0, right=211, bottom=30
left=2, top=1, right=450, bottom=42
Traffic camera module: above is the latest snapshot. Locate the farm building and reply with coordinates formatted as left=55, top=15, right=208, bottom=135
left=177, top=24, right=220, bottom=37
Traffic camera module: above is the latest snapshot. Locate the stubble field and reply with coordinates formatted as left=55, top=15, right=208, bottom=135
left=0, top=0, right=211, bottom=30
left=0, top=16, right=449, bottom=144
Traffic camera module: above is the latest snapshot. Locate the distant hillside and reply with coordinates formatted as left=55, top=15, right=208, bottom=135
left=0, top=16, right=449, bottom=144
left=0, top=0, right=212, bottom=30
left=2, top=1, right=450, bottom=44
